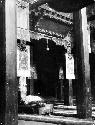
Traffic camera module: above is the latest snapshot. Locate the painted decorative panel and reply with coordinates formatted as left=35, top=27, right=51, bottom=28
left=17, top=45, right=30, bottom=77
left=65, top=53, right=75, bottom=79
left=35, top=18, right=70, bottom=37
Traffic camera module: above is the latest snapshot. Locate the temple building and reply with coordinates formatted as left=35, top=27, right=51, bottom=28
left=0, top=0, right=95, bottom=125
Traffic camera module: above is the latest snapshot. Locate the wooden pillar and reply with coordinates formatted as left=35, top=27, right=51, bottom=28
left=30, top=46, right=34, bottom=95
left=73, top=8, right=92, bottom=119
left=69, top=79, right=73, bottom=106
left=30, top=77, right=34, bottom=95
left=0, top=0, right=17, bottom=125
left=60, top=79, right=64, bottom=100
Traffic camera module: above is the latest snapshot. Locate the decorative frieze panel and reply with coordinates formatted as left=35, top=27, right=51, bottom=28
left=36, top=27, right=63, bottom=38
left=30, top=30, right=72, bottom=55
left=35, top=17, right=71, bottom=37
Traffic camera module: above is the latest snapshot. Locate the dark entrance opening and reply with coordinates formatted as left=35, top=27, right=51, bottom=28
left=32, top=38, right=66, bottom=99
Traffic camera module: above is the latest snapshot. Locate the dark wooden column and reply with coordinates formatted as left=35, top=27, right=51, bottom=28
left=73, top=8, right=92, bottom=119
left=0, top=0, right=17, bottom=125
left=30, top=46, right=34, bottom=95
left=69, top=79, right=73, bottom=106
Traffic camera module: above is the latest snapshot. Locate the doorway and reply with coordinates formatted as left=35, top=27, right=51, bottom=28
left=31, top=38, right=66, bottom=99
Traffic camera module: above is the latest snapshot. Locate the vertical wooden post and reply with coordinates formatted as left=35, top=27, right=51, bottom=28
left=30, top=46, right=34, bottom=95
left=69, top=79, right=73, bottom=106
left=73, top=8, right=92, bottom=119
left=0, top=1, right=6, bottom=124
left=30, top=78, right=34, bottom=95
left=0, top=0, right=17, bottom=125
left=60, top=79, right=64, bottom=100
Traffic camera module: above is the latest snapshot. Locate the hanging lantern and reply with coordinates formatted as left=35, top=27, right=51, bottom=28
left=46, top=39, right=50, bottom=51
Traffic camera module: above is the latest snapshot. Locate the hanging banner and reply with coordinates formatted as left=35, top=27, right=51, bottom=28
left=17, top=1, right=30, bottom=41
left=17, top=46, right=30, bottom=77
left=65, top=53, right=75, bottom=79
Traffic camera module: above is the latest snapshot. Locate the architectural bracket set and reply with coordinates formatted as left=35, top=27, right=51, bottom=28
left=38, top=3, right=73, bottom=25
left=30, top=30, right=73, bottom=56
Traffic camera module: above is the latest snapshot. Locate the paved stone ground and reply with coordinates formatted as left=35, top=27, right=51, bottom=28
left=53, top=104, right=95, bottom=120
left=18, top=120, right=56, bottom=125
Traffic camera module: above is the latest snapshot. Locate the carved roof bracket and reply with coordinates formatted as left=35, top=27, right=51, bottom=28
left=30, top=30, right=73, bottom=55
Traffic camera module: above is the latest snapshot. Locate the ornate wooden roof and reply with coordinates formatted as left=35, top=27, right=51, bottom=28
left=39, top=3, right=73, bottom=25
left=29, top=3, right=73, bottom=36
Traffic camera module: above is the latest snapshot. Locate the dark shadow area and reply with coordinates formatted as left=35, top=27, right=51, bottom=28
left=32, top=38, right=66, bottom=99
